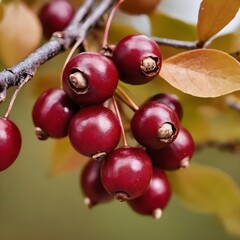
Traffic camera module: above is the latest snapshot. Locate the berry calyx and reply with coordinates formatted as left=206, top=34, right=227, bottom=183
left=62, top=52, right=119, bottom=106
left=101, top=146, right=153, bottom=201
left=112, top=34, right=162, bottom=85
left=32, top=88, right=78, bottom=139
left=80, top=159, right=112, bottom=208
left=131, top=101, right=180, bottom=149
left=147, top=127, right=195, bottom=170
left=0, top=117, right=22, bottom=171
left=68, top=105, right=121, bottom=159
left=38, top=0, right=75, bottom=39
left=128, top=168, right=171, bottom=219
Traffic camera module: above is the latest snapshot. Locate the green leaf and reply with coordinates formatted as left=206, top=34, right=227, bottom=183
left=160, top=49, right=240, bottom=97
left=48, top=138, right=88, bottom=176
left=150, top=12, right=196, bottom=40
left=197, top=0, right=240, bottom=42
left=167, top=163, right=240, bottom=236
left=208, top=29, right=240, bottom=53
left=109, top=22, right=139, bottom=44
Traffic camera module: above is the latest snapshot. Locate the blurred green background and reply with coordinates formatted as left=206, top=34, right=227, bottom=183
left=0, top=85, right=240, bottom=240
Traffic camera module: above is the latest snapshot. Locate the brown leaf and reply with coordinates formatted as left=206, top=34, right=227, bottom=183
left=0, top=2, right=42, bottom=66
left=197, top=0, right=240, bottom=42
left=160, top=49, right=240, bottom=97
left=48, top=138, right=88, bottom=176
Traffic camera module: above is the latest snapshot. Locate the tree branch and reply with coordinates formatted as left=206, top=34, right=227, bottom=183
left=151, top=36, right=203, bottom=50
left=0, top=0, right=118, bottom=102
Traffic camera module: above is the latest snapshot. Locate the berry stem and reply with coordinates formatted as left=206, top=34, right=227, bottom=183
left=111, top=96, right=128, bottom=147
left=102, top=0, right=125, bottom=48
left=4, top=76, right=28, bottom=118
left=116, top=86, right=139, bottom=112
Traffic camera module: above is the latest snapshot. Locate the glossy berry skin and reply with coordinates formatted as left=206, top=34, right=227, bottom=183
left=68, top=106, right=121, bottom=159
left=38, top=0, right=75, bottom=39
left=112, top=34, right=162, bottom=85
left=32, top=88, right=78, bottom=139
left=62, top=52, right=119, bottom=106
left=131, top=101, right=180, bottom=149
left=147, top=127, right=195, bottom=170
left=128, top=168, right=171, bottom=219
left=148, top=93, right=183, bottom=120
left=80, top=159, right=112, bottom=208
left=101, top=146, right=153, bottom=202
left=120, top=0, right=160, bottom=15
left=0, top=118, right=22, bottom=171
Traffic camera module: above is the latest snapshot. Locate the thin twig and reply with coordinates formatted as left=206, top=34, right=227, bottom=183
left=0, top=0, right=118, bottom=103
left=151, top=36, right=202, bottom=50
left=112, top=96, right=128, bottom=147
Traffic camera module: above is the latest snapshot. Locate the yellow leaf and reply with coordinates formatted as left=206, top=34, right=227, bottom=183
left=197, top=0, right=240, bottom=42
left=48, top=138, right=88, bottom=176
left=160, top=49, right=240, bottom=97
left=168, top=163, right=240, bottom=236
left=0, top=2, right=42, bottom=66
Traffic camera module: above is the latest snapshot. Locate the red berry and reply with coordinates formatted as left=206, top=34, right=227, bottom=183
left=128, top=168, right=171, bottom=219
left=131, top=101, right=180, bottom=149
left=62, top=52, right=119, bottom=106
left=0, top=117, right=22, bottom=171
left=112, top=34, right=162, bottom=85
left=148, top=93, right=183, bottom=120
left=80, top=159, right=112, bottom=208
left=147, top=127, right=195, bottom=170
left=32, top=88, right=78, bottom=139
left=101, top=146, right=153, bottom=202
left=38, top=0, right=75, bottom=39
left=68, top=106, right=121, bottom=159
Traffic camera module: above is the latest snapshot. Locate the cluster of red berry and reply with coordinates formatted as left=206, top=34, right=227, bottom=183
left=30, top=31, right=195, bottom=219
left=0, top=0, right=195, bottom=220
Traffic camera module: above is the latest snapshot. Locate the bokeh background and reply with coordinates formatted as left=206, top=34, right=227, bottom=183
left=1, top=0, right=240, bottom=239
left=0, top=86, right=240, bottom=240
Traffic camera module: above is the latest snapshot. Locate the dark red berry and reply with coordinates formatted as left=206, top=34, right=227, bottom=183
left=0, top=117, right=22, bottom=171
left=128, top=168, right=171, bottom=219
left=38, top=0, right=75, bottom=39
left=32, top=88, right=78, bottom=139
left=80, top=159, right=112, bottom=208
left=112, top=34, right=162, bottom=85
left=147, top=127, right=195, bottom=170
left=62, top=52, right=119, bottom=106
left=101, top=146, right=153, bottom=202
left=148, top=93, right=183, bottom=120
left=68, top=106, right=121, bottom=159
left=131, top=101, right=180, bottom=149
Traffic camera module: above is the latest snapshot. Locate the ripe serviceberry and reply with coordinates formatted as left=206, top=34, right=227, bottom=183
left=131, top=101, right=180, bottom=149
left=112, top=34, right=162, bottom=85
left=148, top=93, right=183, bottom=120
left=62, top=52, right=119, bottom=106
left=68, top=106, right=121, bottom=159
left=101, top=146, right=153, bottom=202
left=32, top=88, right=78, bottom=140
left=81, top=159, right=112, bottom=208
left=147, top=127, right=195, bottom=170
left=38, top=0, right=75, bottom=39
left=0, top=117, right=22, bottom=171
left=128, top=168, right=171, bottom=219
